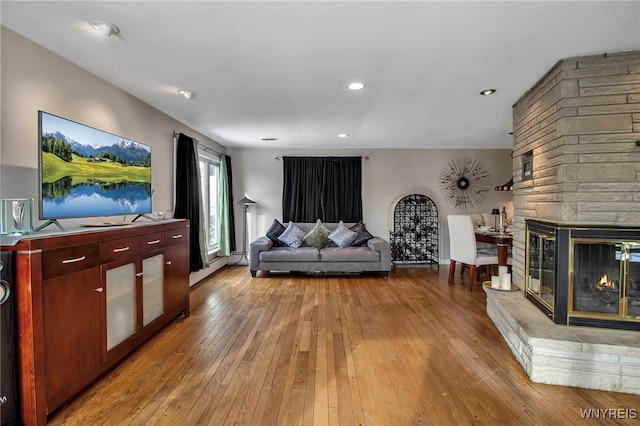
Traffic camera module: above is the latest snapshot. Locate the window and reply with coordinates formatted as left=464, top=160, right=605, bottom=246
left=199, top=152, right=220, bottom=258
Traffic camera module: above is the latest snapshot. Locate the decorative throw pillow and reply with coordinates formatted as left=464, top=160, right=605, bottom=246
left=350, top=221, right=374, bottom=246
left=266, top=219, right=286, bottom=246
left=328, top=221, right=358, bottom=248
left=278, top=221, right=307, bottom=248
left=303, top=219, right=331, bottom=249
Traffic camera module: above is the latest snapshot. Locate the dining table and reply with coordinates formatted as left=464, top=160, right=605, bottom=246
left=475, top=230, right=513, bottom=266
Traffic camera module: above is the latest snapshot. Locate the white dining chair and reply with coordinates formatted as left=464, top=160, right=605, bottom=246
left=447, top=215, right=498, bottom=291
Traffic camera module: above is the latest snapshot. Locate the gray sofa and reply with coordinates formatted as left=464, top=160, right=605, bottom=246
left=249, top=222, right=392, bottom=277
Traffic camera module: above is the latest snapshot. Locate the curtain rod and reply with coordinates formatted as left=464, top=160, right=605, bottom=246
left=275, top=155, right=369, bottom=161
left=173, top=131, right=223, bottom=157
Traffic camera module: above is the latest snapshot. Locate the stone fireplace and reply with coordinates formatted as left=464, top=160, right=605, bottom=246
left=486, top=50, right=640, bottom=394
left=511, top=50, right=640, bottom=286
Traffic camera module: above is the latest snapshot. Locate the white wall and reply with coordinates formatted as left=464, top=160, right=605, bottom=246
left=229, top=148, right=513, bottom=263
left=1, top=26, right=514, bottom=267
left=0, top=27, right=228, bottom=282
left=0, top=27, right=225, bottom=227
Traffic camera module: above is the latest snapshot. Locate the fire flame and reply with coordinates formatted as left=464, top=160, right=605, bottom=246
left=595, top=274, right=615, bottom=291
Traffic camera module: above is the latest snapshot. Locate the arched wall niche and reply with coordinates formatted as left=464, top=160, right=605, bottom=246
left=389, top=193, right=439, bottom=266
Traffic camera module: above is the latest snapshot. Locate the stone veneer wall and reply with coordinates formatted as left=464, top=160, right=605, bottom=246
left=511, top=51, right=640, bottom=287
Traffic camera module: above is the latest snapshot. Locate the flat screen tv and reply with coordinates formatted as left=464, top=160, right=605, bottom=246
left=38, top=111, right=152, bottom=230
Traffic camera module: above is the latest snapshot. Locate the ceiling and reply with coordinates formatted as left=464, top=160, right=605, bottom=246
left=2, top=1, right=639, bottom=150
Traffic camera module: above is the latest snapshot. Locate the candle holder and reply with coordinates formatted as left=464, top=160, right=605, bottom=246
left=1, top=198, right=34, bottom=235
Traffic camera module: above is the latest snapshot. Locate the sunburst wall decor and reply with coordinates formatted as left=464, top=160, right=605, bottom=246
left=439, top=157, right=490, bottom=209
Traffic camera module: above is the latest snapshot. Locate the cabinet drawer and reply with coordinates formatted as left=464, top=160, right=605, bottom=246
left=42, top=244, right=101, bottom=281
left=101, top=238, right=140, bottom=263
left=166, top=228, right=187, bottom=246
left=139, top=232, right=166, bottom=252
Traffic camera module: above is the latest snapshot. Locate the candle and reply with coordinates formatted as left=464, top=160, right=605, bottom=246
left=491, top=275, right=500, bottom=288
left=500, top=273, right=511, bottom=290
left=499, top=266, right=508, bottom=277
left=530, top=277, right=539, bottom=292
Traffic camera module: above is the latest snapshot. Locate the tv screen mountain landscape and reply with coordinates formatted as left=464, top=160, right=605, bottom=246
left=38, top=111, right=152, bottom=220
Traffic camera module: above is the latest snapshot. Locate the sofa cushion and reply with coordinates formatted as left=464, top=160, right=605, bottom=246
left=303, top=219, right=331, bottom=249
left=260, top=247, right=320, bottom=262
left=349, top=221, right=374, bottom=246
left=278, top=221, right=307, bottom=248
left=320, top=246, right=381, bottom=262
left=266, top=219, right=286, bottom=246
left=328, top=221, right=358, bottom=248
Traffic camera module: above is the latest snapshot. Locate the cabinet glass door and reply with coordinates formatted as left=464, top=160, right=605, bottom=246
left=143, top=253, right=164, bottom=326
left=105, top=263, right=136, bottom=351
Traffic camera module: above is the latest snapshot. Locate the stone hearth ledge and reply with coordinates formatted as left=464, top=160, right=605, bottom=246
left=484, top=286, right=640, bottom=395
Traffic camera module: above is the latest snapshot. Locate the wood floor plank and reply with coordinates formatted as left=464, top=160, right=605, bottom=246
left=310, top=282, right=329, bottom=426
left=226, top=283, right=290, bottom=425
left=204, top=294, right=278, bottom=425
left=47, top=266, right=640, bottom=425
left=252, top=288, right=304, bottom=426
left=335, top=279, right=366, bottom=426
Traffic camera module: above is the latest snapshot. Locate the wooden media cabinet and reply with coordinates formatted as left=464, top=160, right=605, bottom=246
left=0, top=220, right=190, bottom=424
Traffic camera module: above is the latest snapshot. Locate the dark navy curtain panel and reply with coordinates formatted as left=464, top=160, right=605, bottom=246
left=174, top=133, right=204, bottom=272
left=282, top=156, right=363, bottom=223
left=224, top=154, right=236, bottom=252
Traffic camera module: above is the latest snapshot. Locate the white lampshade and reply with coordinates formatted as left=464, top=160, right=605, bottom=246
left=236, top=196, right=257, bottom=206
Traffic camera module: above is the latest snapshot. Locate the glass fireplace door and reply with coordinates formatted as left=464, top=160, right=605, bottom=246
left=526, top=230, right=556, bottom=313
left=624, top=243, right=640, bottom=319
left=570, top=241, right=640, bottom=322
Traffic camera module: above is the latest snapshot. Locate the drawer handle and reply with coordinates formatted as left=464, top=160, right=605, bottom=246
left=113, top=246, right=130, bottom=253
left=166, top=260, right=172, bottom=265
left=136, top=272, right=144, bottom=277
left=172, top=234, right=183, bottom=239
left=147, top=239, right=161, bottom=245
left=62, top=255, right=86, bottom=264
left=93, top=287, right=103, bottom=293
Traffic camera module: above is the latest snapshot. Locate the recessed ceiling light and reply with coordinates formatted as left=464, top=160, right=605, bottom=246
left=90, top=20, right=119, bottom=37
left=480, top=89, right=496, bottom=96
left=178, top=89, right=195, bottom=99
left=348, top=82, right=365, bottom=91
left=338, top=133, right=348, bottom=138
left=260, top=137, right=278, bottom=141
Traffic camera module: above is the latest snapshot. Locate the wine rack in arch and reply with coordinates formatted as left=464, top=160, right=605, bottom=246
left=390, top=194, right=439, bottom=266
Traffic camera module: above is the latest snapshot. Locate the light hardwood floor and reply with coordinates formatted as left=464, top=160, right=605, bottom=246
left=49, top=266, right=640, bottom=425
